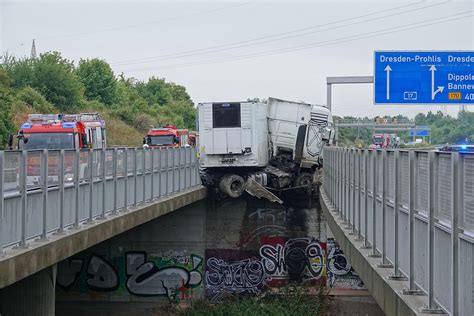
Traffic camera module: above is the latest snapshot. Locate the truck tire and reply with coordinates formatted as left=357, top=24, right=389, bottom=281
left=294, top=172, right=313, bottom=187
left=219, top=174, right=245, bottom=198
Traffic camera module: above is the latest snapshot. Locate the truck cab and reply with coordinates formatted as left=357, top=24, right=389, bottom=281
left=267, top=97, right=333, bottom=169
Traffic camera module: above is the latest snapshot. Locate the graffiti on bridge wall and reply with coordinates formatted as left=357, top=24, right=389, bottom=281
left=260, top=237, right=326, bottom=285
left=206, top=254, right=265, bottom=301
left=205, top=237, right=327, bottom=300
left=327, top=239, right=365, bottom=289
left=239, top=208, right=290, bottom=248
left=126, top=252, right=202, bottom=298
left=57, top=251, right=204, bottom=301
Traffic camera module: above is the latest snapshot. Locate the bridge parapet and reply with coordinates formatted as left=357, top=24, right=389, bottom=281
left=322, top=147, right=473, bottom=315
left=0, top=147, right=200, bottom=255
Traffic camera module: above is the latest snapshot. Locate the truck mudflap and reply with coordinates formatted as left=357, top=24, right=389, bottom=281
left=244, top=177, right=283, bottom=204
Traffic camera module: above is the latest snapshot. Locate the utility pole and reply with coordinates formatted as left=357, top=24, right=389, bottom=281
left=30, top=39, right=37, bottom=59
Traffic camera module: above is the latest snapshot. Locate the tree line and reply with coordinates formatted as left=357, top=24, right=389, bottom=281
left=335, top=111, right=474, bottom=147
left=0, top=52, right=196, bottom=148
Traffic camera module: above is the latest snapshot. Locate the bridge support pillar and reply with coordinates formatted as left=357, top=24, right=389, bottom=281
left=0, top=265, right=57, bottom=316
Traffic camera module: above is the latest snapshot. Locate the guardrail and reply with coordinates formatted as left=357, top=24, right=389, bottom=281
left=0, top=147, right=200, bottom=254
left=322, top=147, right=473, bottom=315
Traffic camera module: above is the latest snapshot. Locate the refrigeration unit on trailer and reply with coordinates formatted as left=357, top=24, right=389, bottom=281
left=198, top=101, right=269, bottom=168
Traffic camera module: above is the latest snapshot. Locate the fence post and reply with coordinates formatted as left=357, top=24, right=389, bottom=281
left=378, top=150, right=392, bottom=268
left=133, top=148, right=137, bottom=207
left=336, top=148, right=340, bottom=214
left=88, top=148, right=94, bottom=223
left=40, top=149, right=49, bottom=240
left=451, top=153, right=460, bottom=315
left=58, top=149, right=65, bottom=233
left=195, top=147, right=198, bottom=186
left=112, top=148, right=118, bottom=214
left=179, top=147, right=182, bottom=191
left=0, top=151, right=4, bottom=255
left=327, top=148, right=331, bottom=200
left=178, top=148, right=182, bottom=192
left=101, top=148, right=106, bottom=219
left=337, top=148, right=341, bottom=216
left=189, top=147, right=193, bottom=188
left=345, top=149, right=350, bottom=224
left=351, top=150, right=357, bottom=234
left=172, top=148, right=176, bottom=194
left=150, top=148, right=155, bottom=200
left=342, top=149, right=346, bottom=221
left=330, top=148, right=333, bottom=200
left=123, top=149, right=128, bottom=211
left=389, top=151, right=406, bottom=279
left=338, top=149, right=342, bottom=217
left=19, top=150, right=27, bottom=248
left=166, top=148, right=170, bottom=195
left=185, top=147, right=189, bottom=189
left=420, top=152, right=443, bottom=313
left=361, top=150, right=371, bottom=249
left=347, top=149, right=354, bottom=230
left=403, top=151, right=423, bottom=295
left=159, top=148, right=163, bottom=197
left=73, top=149, right=80, bottom=228
left=334, top=149, right=338, bottom=212
left=355, top=150, right=363, bottom=241
left=369, top=151, right=381, bottom=258
left=142, top=148, right=146, bottom=204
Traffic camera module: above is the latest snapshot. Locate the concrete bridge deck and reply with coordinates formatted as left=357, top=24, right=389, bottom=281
left=0, top=147, right=205, bottom=289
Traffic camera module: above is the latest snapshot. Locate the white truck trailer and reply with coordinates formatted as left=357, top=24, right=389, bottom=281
left=198, top=98, right=333, bottom=202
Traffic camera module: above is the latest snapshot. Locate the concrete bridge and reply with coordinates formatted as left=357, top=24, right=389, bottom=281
left=0, top=147, right=205, bottom=314
left=5, top=145, right=471, bottom=315
left=0, top=146, right=385, bottom=316
left=321, top=147, right=474, bottom=315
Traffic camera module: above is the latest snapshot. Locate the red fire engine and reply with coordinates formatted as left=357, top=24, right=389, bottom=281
left=17, top=113, right=106, bottom=150
left=14, top=113, right=106, bottom=185
left=369, top=133, right=392, bottom=150
left=143, top=125, right=189, bottom=148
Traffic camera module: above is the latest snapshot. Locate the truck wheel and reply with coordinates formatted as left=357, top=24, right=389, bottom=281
left=219, top=174, right=245, bottom=198
left=294, top=172, right=313, bottom=187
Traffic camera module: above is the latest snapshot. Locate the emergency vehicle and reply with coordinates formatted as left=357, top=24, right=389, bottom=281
left=370, top=133, right=391, bottom=149
left=17, top=113, right=106, bottom=150
left=15, top=113, right=106, bottom=186
left=143, top=125, right=189, bottom=148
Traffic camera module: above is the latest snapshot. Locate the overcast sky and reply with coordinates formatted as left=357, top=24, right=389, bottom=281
left=1, top=0, right=473, bottom=118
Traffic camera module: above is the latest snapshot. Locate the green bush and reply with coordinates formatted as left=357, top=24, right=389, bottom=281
left=184, top=286, right=327, bottom=316
left=77, top=58, right=117, bottom=106
left=14, top=86, right=56, bottom=113
left=3, top=52, right=85, bottom=111
left=0, top=68, right=14, bottom=148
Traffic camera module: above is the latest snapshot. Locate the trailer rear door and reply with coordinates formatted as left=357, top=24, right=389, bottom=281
left=201, top=102, right=252, bottom=155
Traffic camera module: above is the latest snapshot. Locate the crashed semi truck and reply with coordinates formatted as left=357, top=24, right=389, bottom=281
left=198, top=97, right=333, bottom=202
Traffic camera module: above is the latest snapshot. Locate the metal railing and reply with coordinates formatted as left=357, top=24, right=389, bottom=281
left=0, top=147, right=201, bottom=254
left=322, top=147, right=474, bottom=315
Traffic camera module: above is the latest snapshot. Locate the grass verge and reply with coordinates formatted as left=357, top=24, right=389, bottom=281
left=162, top=286, right=329, bottom=316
